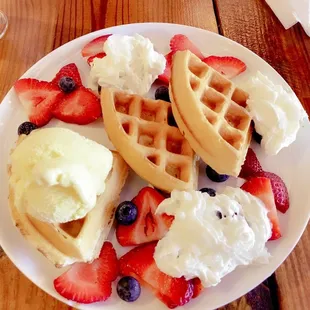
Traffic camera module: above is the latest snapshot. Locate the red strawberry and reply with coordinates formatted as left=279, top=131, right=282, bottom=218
left=157, top=52, right=174, bottom=84
left=51, top=63, right=82, bottom=87
left=81, top=34, right=111, bottom=57
left=53, top=86, right=102, bottom=125
left=157, top=46, right=207, bottom=84
left=170, top=34, right=204, bottom=59
left=87, top=52, right=106, bottom=65
left=239, top=148, right=263, bottom=179
left=203, top=56, right=246, bottom=79
left=116, top=187, right=174, bottom=246
left=119, top=242, right=194, bottom=308
left=241, top=177, right=281, bottom=240
left=14, top=79, right=63, bottom=127
left=54, top=241, right=118, bottom=304
left=252, top=171, right=290, bottom=213
left=191, top=278, right=204, bottom=298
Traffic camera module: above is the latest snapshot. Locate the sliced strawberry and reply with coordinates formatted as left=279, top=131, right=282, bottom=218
left=252, top=171, right=290, bottom=214
left=241, top=177, right=281, bottom=240
left=203, top=56, right=246, bottom=79
left=81, top=34, right=111, bottom=57
left=54, top=241, right=118, bottom=304
left=191, top=278, right=204, bottom=298
left=87, top=52, right=106, bottom=65
left=157, top=52, right=174, bottom=84
left=51, top=63, right=82, bottom=87
left=119, top=242, right=194, bottom=308
left=116, top=187, right=174, bottom=246
left=53, top=86, right=102, bottom=125
left=170, top=34, right=204, bottom=59
left=239, top=148, right=263, bottom=179
left=14, top=78, right=63, bottom=127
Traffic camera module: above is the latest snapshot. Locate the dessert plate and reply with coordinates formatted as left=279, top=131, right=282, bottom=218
left=0, top=23, right=309, bottom=310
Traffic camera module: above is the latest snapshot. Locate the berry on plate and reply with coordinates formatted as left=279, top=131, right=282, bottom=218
left=203, top=56, right=246, bottom=79
left=14, top=79, right=63, bottom=127
left=241, top=177, right=282, bottom=240
left=51, top=63, right=82, bottom=87
left=115, top=201, right=138, bottom=225
left=239, top=148, right=263, bottom=179
left=155, top=86, right=170, bottom=102
left=191, top=278, right=204, bottom=298
left=53, top=86, right=102, bottom=125
left=53, top=241, right=119, bottom=304
left=199, top=187, right=216, bottom=197
left=58, top=77, right=76, bottom=93
left=81, top=34, right=111, bottom=57
left=17, top=121, right=38, bottom=136
left=116, top=187, right=174, bottom=246
left=87, top=52, right=106, bottom=65
left=170, top=34, right=204, bottom=60
left=117, top=276, right=141, bottom=302
left=253, top=171, right=290, bottom=214
left=157, top=51, right=174, bottom=84
left=206, top=165, right=229, bottom=183
left=119, top=242, right=195, bottom=308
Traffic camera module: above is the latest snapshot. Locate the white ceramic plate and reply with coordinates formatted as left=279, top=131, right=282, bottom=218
left=0, top=23, right=309, bottom=310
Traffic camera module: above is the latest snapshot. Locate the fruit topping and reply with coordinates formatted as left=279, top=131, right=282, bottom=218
left=17, top=121, right=38, bottom=136
left=239, top=148, right=263, bottom=179
left=191, top=278, right=204, bottom=298
left=241, top=177, right=281, bottom=240
left=59, top=76, right=76, bottom=93
left=119, top=242, right=194, bottom=308
left=206, top=165, right=229, bottom=183
left=51, top=63, right=82, bottom=87
left=116, top=187, right=173, bottom=246
left=199, top=187, right=216, bottom=197
left=252, top=171, right=289, bottom=214
left=117, top=276, right=141, bottom=302
left=203, top=56, right=246, bottom=79
left=115, top=201, right=138, bottom=225
left=14, top=79, right=63, bottom=127
left=170, top=34, right=204, bottom=60
left=53, top=241, right=119, bottom=304
left=157, top=51, right=174, bottom=84
left=253, top=129, right=262, bottom=144
left=81, top=34, right=111, bottom=57
left=155, top=86, right=170, bottom=102
left=52, top=86, right=102, bottom=125
left=87, top=52, right=106, bottom=65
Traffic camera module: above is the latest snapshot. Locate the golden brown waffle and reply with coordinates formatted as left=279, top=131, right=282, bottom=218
left=9, top=149, right=128, bottom=268
left=169, top=50, right=253, bottom=177
left=101, top=88, right=199, bottom=192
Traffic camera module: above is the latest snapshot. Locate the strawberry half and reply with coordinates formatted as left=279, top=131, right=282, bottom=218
left=87, top=52, right=106, bottom=65
left=157, top=51, right=174, bottom=84
left=191, top=278, right=204, bottom=299
left=53, top=86, right=102, bottom=125
left=170, top=34, right=204, bottom=59
left=203, top=56, right=246, bottom=79
left=252, top=171, right=290, bottom=214
left=116, top=187, right=174, bottom=246
left=241, top=177, right=281, bottom=240
left=119, top=242, right=194, bottom=308
left=54, top=242, right=119, bottom=304
left=14, top=78, right=63, bottom=127
left=239, top=148, right=263, bottom=179
left=81, top=34, right=111, bottom=57
left=51, top=63, right=82, bottom=87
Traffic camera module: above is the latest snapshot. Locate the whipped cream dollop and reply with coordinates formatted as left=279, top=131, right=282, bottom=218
left=241, top=71, right=307, bottom=155
left=154, top=188, right=271, bottom=288
left=9, top=128, right=113, bottom=223
left=89, top=34, right=166, bottom=95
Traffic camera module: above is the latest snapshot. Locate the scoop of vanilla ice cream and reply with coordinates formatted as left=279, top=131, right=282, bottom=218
left=9, top=128, right=113, bottom=223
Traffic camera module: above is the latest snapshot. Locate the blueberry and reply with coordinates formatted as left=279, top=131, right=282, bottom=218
left=117, top=276, right=141, bottom=302
left=58, top=76, right=76, bottom=93
left=253, top=129, right=262, bottom=144
left=168, top=113, right=178, bottom=127
left=200, top=187, right=216, bottom=197
left=206, top=166, right=229, bottom=183
left=17, top=122, right=38, bottom=136
left=155, top=86, right=170, bottom=102
left=115, top=201, right=138, bottom=225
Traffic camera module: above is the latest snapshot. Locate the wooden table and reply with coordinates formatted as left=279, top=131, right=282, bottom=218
left=0, top=0, right=309, bottom=309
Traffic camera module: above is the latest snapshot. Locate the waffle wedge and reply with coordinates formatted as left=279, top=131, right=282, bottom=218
left=101, top=88, right=199, bottom=192
left=8, top=140, right=128, bottom=268
left=169, top=50, right=253, bottom=177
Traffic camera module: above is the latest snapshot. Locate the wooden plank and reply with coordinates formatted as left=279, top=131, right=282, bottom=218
left=214, top=0, right=310, bottom=309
